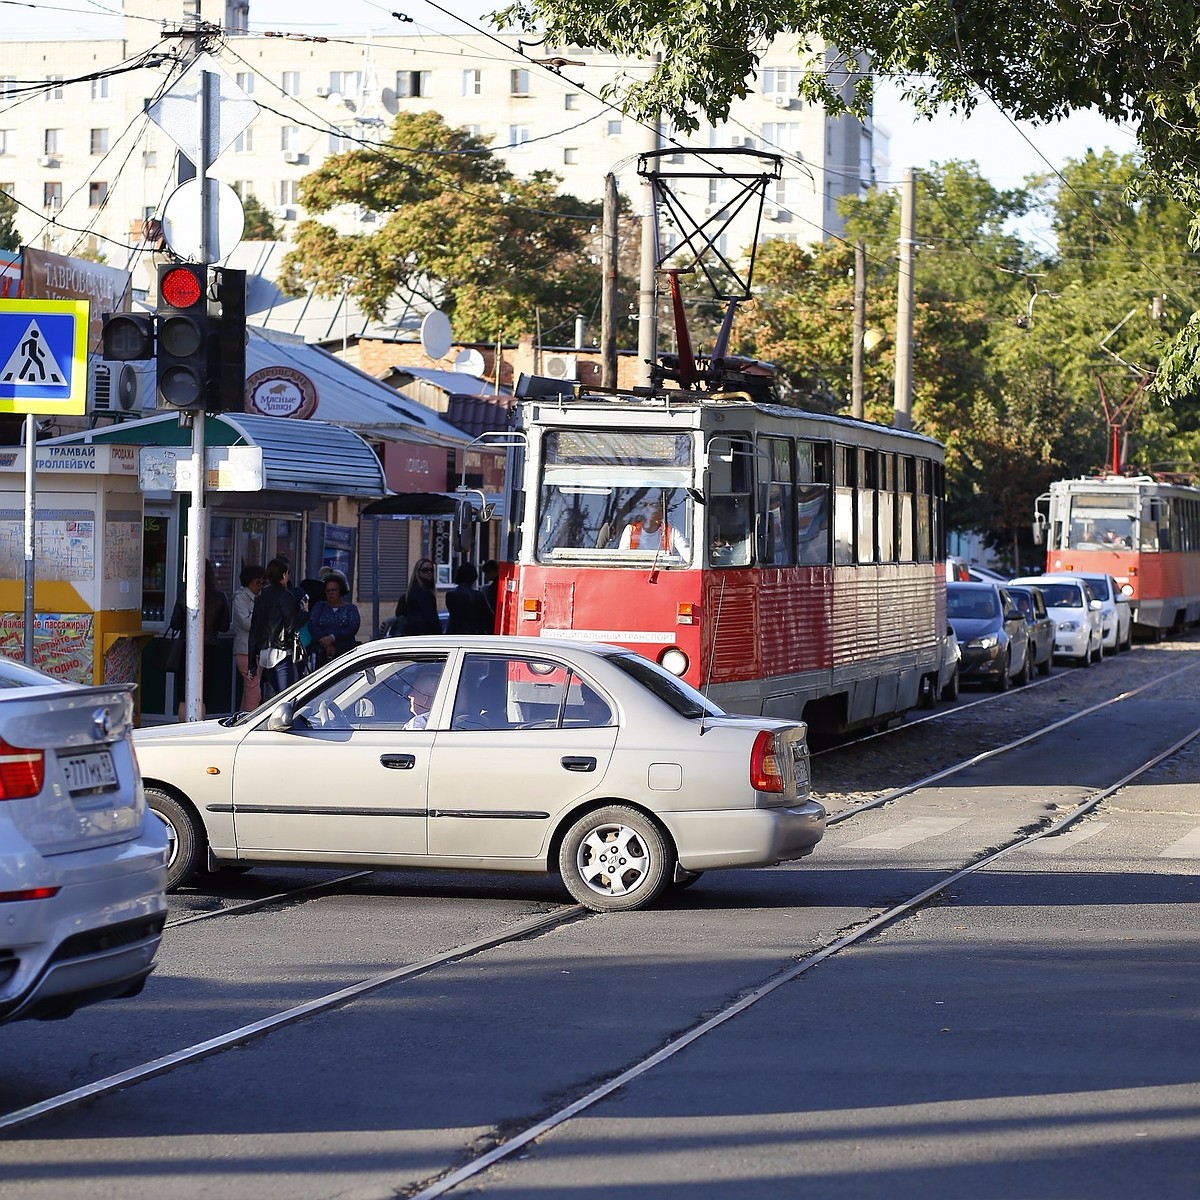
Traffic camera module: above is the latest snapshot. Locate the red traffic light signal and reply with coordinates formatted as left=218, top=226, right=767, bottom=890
left=156, top=263, right=209, bottom=411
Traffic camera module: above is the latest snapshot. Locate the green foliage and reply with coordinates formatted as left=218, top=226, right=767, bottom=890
left=240, top=193, right=280, bottom=241
left=0, top=191, right=16, bottom=252
left=280, top=111, right=606, bottom=343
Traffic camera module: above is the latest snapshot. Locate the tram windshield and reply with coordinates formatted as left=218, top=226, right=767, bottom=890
left=1064, top=492, right=1137, bottom=550
left=536, top=430, right=694, bottom=564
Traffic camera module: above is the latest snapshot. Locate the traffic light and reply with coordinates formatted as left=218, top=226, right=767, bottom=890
left=208, top=266, right=246, bottom=414
left=101, top=311, right=155, bottom=361
left=156, top=262, right=209, bottom=411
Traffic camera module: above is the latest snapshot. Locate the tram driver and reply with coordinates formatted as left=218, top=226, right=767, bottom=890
left=619, top=502, right=690, bottom=558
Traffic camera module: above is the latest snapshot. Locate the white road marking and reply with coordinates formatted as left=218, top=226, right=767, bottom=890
left=1024, top=822, right=1110, bottom=854
left=1159, top=827, right=1200, bottom=859
left=845, top=816, right=969, bottom=850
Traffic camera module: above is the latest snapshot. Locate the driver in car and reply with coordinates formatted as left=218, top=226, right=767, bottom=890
left=403, top=666, right=443, bottom=730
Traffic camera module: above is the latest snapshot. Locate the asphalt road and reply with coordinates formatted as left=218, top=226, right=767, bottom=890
left=1, top=663, right=1198, bottom=1199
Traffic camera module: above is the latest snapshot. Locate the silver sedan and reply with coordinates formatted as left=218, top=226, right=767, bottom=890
left=134, top=637, right=826, bottom=912
left=0, top=656, right=168, bottom=1024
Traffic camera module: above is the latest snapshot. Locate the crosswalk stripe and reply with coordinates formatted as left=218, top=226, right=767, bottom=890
left=1025, top=822, right=1110, bottom=854
left=845, top=816, right=968, bottom=850
left=1159, top=827, right=1200, bottom=859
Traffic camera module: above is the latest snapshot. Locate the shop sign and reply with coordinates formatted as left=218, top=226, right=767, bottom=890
left=245, top=366, right=319, bottom=419
left=140, top=445, right=264, bottom=492
left=0, top=444, right=139, bottom=474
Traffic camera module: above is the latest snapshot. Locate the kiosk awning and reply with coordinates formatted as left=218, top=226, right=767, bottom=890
left=44, top=412, right=389, bottom=500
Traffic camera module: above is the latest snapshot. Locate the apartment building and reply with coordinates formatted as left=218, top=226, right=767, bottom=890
left=0, top=2, right=872, bottom=288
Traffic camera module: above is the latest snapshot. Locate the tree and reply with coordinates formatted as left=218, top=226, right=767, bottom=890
left=494, top=2, right=1200, bottom=393
left=240, top=193, right=280, bottom=241
left=280, top=111, right=606, bottom=343
left=0, top=191, right=19, bottom=252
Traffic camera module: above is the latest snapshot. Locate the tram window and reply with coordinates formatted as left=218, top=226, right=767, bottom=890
left=537, top=483, right=692, bottom=561
left=797, top=484, right=830, bottom=564
left=857, top=450, right=876, bottom=565
left=915, top=459, right=932, bottom=560
left=898, top=456, right=915, bottom=561
left=762, top=436, right=795, bottom=565
left=877, top=453, right=895, bottom=562
left=707, top=434, right=754, bottom=567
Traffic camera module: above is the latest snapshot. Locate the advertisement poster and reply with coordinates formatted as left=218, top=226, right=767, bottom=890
left=0, top=612, right=94, bottom=682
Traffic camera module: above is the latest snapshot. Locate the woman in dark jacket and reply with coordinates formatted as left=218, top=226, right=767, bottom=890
left=445, top=561, right=493, bottom=635
left=400, top=558, right=442, bottom=635
left=248, top=557, right=303, bottom=699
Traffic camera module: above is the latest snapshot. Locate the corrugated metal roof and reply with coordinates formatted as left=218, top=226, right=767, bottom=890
left=390, top=366, right=513, bottom=398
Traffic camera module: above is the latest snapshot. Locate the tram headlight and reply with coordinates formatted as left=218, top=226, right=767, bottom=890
left=659, top=647, right=689, bottom=676
left=1120, top=582, right=1134, bottom=596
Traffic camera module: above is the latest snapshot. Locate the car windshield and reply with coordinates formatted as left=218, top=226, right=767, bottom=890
left=608, top=653, right=725, bottom=719
left=1036, top=583, right=1084, bottom=608
left=947, top=587, right=999, bottom=620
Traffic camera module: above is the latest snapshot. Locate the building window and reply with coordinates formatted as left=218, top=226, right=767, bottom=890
left=762, top=122, right=800, bottom=153
left=330, top=71, right=361, bottom=96
left=88, top=180, right=108, bottom=207
left=235, top=128, right=253, bottom=153
left=281, top=125, right=300, bottom=151
left=233, top=180, right=253, bottom=198
left=281, top=71, right=300, bottom=96
left=606, top=119, right=622, bottom=137
left=43, top=181, right=61, bottom=209
left=329, top=127, right=352, bottom=153
left=45, top=75, right=64, bottom=101
left=279, top=179, right=299, bottom=206
left=43, top=129, right=61, bottom=155
left=235, top=72, right=255, bottom=95
left=462, top=69, right=481, bottom=97
left=91, top=77, right=109, bottom=101
left=90, top=128, right=109, bottom=155
left=564, top=93, right=578, bottom=110
left=142, top=149, right=157, bottom=167
left=396, top=70, right=430, bottom=98
left=0, top=78, right=15, bottom=99
left=464, top=124, right=482, bottom=138
left=762, top=67, right=804, bottom=95
left=563, top=148, right=578, bottom=165
left=510, top=68, right=529, bottom=96
left=0, top=131, right=10, bottom=156
left=508, top=125, right=530, bottom=149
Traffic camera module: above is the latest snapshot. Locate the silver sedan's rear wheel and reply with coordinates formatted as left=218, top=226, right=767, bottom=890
left=559, top=805, right=674, bottom=912
left=146, top=787, right=203, bottom=891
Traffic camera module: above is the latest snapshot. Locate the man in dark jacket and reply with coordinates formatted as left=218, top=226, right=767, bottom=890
left=248, top=557, right=303, bottom=698
left=445, top=561, right=493, bottom=635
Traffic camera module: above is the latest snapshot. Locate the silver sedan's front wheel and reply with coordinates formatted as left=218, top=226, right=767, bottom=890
left=558, top=805, right=674, bottom=912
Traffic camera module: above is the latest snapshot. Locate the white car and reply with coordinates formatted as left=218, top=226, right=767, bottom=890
left=134, top=636, right=826, bottom=912
left=0, top=656, right=168, bottom=1024
left=1009, top=575, right=1104, bottom=666
left=1069, top=572, right=1133, bottom=653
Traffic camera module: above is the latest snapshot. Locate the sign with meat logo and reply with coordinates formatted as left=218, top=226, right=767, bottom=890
left=245, top=366, right=318, bottom=419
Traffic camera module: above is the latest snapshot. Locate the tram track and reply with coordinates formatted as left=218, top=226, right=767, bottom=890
left=3, top=648, right=1199, bottom=1155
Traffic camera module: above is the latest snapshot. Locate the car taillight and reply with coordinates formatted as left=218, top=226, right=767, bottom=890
left=750, top=730, right=784, bottom=793
left=0, top=737, right=45, bottom=800
left=0, top=887, right=60, bottom=902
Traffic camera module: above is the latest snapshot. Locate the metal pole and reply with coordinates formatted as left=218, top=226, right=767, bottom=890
left=22, top=413, right=35, bottom=666
left=183, top=68, right=217, bottom=721
left=636, top=117, right=660, bottom=387
left=851, top=240, right=866, bottom=421
left=600, top=172, right=619, bottom=388
left=893, top=169, right=917, bottom=432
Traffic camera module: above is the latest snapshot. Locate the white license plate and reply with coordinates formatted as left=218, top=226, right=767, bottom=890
left=61, top=749, right=118, bottom=794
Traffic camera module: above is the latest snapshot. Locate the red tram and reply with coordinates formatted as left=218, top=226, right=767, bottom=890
left=494, top=391, right=949, bottom=734
left=1037, top=475, right=1200, bottom=636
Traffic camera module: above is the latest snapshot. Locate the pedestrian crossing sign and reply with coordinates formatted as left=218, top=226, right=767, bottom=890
left=0, top=299, right=90, bottom=416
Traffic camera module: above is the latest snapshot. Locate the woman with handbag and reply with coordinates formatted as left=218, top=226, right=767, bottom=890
left=308, top=574, right=361, bottom=665
left=248, top=557, right=304, bottom=701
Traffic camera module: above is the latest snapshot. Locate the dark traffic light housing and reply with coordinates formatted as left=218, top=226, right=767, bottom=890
left=101, top=312, right=155, bottom=361
left=156, top=262, right=209, bottom=411
left=209, top=266, right=246, bottom=414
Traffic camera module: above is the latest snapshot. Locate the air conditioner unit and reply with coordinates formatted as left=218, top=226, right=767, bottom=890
left=774, top=94, right=795, bottom=109
left=765, top=205, right=787, bottom=221
left=89, top=359, right=153, bottom=416
left=283, top=150, right=302, bottom=164
left=36, top=155, right=56, bottom=167
left=272, top=206, right=296, bottom=220
left=543, top=352, right=578, bottom=380
left=315, top=85, right=330, bottom=96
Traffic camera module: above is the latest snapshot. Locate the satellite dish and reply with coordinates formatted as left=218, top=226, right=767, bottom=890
left=420, top=310, right=453, bottom=360
left=453, top=347, right=486, bottom=375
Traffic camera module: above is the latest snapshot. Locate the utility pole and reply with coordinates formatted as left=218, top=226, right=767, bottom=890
left=600, top=173, right=619, bottom=388
left=893, top=168, right=917, bottom=431
left=636, top=116, right=660, bottom=387
left=851, top=240, right=866, bottom=420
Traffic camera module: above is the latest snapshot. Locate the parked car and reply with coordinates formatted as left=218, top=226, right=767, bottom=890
left=1009, top=575, right=1104, bottom=666
left=1069, top=572, right=1133, bottom=653
left=133, top=637, right=826, bottom=912
left=968, top=565, right=1009, bottom=584
left=0, top=656, right=168, bottom=1024
left=946, top=581, right=1032, bottom=691
left=1005, top=584, right=1055, bottom=676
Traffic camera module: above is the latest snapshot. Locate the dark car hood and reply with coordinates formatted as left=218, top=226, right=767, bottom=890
left=949, top=617, right=999, bottom=641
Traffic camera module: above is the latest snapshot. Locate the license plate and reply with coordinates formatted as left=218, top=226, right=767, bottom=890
left=60, top=749, right=118, bottom=794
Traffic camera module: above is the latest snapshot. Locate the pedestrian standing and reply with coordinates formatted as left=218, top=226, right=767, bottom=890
left=445, top=562, right=493, bottom=635
left=248, top=557, right=303, bottom=700
left=232, top=563, right=267, bottom=711
left=402, top=558, right=442, bottom=635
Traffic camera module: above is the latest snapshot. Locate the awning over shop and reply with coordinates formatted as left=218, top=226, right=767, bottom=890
left=43, top=411, right=389, bottom=500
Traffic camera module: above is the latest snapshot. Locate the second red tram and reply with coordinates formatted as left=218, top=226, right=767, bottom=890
left=1037, top=474, right=1200, bottom=636
left=495, top=390, right=948, bottom=734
